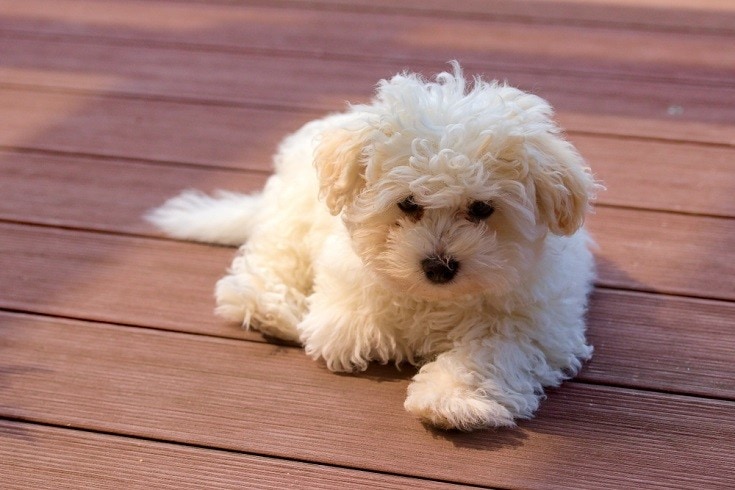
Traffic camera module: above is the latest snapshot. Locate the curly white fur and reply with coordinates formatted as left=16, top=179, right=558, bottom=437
left=148, top=62, right=599, bottom=431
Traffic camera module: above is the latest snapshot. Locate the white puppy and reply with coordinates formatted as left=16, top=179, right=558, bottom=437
left=148, top=63, right=598, bottom=431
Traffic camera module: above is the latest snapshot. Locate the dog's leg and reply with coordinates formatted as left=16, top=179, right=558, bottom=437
left=296, top=244, right=405, bottom=372
left=215, top=240, right=311, bottom=343
left=404, top=332, right=586, bottom=430
left=297, top=288, right=402, bottom=372
left=403, top=344, right=518, bottom=430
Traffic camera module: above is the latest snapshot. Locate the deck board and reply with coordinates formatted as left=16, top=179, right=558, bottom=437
left=2, top=225, right=734, bottom=398
left=0, top=421, right=468, bottom=490
left=0, top=0, right=733, bottom=487
left=1, top=146, right=734, bottom=235
left=2, top=313, right=734, bottom=489
left=279, top=0, right=735, bottom=33
left=4, top=34, right=735, bottom=125
left=1, top=37, right=734, bottom=146
left=3, top=0, right=734, bottom=84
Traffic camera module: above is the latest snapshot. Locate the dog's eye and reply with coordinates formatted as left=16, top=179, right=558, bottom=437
left=467, top=200, right=495, bottom=222
left=398, top=196, right=422, bottom=215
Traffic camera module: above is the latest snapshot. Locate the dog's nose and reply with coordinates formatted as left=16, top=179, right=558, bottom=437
left=421, top=256, right=460, bottom=284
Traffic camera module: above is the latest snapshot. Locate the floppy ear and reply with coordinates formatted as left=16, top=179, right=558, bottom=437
left=529, top=132, right=597, bottom=236
left=313, top=122, right=375, bottom=215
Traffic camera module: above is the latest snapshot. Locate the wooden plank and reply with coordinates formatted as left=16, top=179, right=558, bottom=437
left=2, top=35, right=735, bottom=146
left=270, top=0, right=735, bottom=33
left=2, top=313, right=733, bottom=488
left=0, top=223, right=247, bottom=340
left=587, top=208, right=735, bottom=301
left=0, top=193, right=730, bottom=303
left=1, top=86, right=734, bottom=193
left=0, top=421, right=465, bottom=490
left=575, top=136, right=735, bottom=217
left=3, top=210, right=734, bottom=308
left=1, top=223, right=734, bottom=397
left=1, top=0, right=733, bottom=85
left=584, top=289, right=735, bottom=399
left=2, top=89, right=732, bottom=174
left=2, top=129, right=733, bottom=231
left=0, top=152, right=270, bottom=234
left=0, top=87, right=318, bottom=170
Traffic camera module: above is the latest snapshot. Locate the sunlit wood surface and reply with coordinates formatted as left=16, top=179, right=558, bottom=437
left=1, top=1, right=734, bottom=488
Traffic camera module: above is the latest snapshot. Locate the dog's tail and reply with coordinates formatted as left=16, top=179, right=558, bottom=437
left=145, top=190, right=262, bottom=246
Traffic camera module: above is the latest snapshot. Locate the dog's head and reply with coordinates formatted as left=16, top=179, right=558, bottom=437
left=314, top=63, right=597, bottom=300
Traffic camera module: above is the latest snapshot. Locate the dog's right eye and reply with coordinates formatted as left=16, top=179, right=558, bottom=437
left=398, top=196, right=422, bottom=215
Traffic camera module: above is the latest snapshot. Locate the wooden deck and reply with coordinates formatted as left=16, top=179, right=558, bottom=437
left=1, top=0, right=734, bottom=488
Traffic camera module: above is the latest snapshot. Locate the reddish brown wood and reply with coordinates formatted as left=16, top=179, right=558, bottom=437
left=1, top=1, right=733, bottom=84
left=0, top=88, right=318, bottom=169
left=0, top=208, right=735, bottom=304
left=0, top=420, right=464, bottom=490
left=0, top=151, right=270, bottom=234
left=583, top=289, right=735, bottom=398
left=1, top=313, right=733, bottom=488
left=575, top=136, right=735, bottom=217
left=2, top=128, right=734, bottom=234
left=0, top=223, right=249, bottom=340
left=2, top=35, right=734, bottom=144
left=587, top=208, right=735, bottom=301
left=1, top=0, right=733, bottom=486
left=1, top=83, right=734, bottom=197
left=1, top=223, right=734, bottom=398
left=270, top=0, right=735, bottom=33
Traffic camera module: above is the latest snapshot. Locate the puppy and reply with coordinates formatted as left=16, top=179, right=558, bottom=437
left=148, top=63, right=598, bottom=431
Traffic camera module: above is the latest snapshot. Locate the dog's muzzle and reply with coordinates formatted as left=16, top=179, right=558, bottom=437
left=421, top=256, right=460, bottom=284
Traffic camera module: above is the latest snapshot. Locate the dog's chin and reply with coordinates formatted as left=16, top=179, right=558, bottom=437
left=372, top=270, right=492, bottom=302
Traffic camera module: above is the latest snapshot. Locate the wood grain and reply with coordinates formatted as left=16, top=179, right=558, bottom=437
left=584, top=289, right=735, bottom=398
left=1, top=0, right=734, bottom=486
left=271, top=0, right=735, bottom=33
left=0, top=87, right=318, bottom=169
left=2, top=34, right=734, bottom=146
left=1, top=0, right=734, bottom=84
left=2, top=200, right=733, bottom=301
left=1, top=88, right=732, bottom=178
left=1, top=223, right=734, bottom=398
left=2, top=312, right=733, bottom=489
left=3, top=123, right=734, bottom=227
left=0, top=223, right=247, bottom=339
left=587, top=208, right=735, bottom=301
left=0, top=151, right=271, bottom=234
left=0, top=420, right=467, bottom=490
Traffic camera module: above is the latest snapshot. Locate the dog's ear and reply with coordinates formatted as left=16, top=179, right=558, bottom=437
left=494, top=89, right=598, bottom=235
left=528, top=132, right=597, bottom=236
left=314, top=122, right=375, bottom=215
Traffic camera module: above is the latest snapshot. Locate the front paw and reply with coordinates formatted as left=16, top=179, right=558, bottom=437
left=404, top=371, right=515, bottom=431
left=215, top=273, right=301, bottom=342
left=215, top=273, right=258, bottom=325
left=298, top=316, right=370, bottom=373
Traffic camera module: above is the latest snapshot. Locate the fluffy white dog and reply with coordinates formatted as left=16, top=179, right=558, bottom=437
left=148, top=63, right=598, bottom=431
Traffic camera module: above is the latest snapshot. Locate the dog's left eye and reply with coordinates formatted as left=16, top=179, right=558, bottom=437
left=467, top=200, right=495, bottom=222
left=398, top=196, right=423, bottom=214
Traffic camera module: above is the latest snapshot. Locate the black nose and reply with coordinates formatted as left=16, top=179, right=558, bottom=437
left=421, top=256, right=460, bottom=284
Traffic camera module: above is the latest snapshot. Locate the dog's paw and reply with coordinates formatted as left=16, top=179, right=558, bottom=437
left=215, top=273, right=301, bottom=342
left=404, top=373, right=515, bottom=431
left=299, top=325, right=370, bottom=374
left=215, top=274, right=258, bottom=325
left=313, top=350, right=369, bottom=373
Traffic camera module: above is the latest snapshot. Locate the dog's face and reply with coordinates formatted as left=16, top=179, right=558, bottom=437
left=315, top=65, right=596, bottom=300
